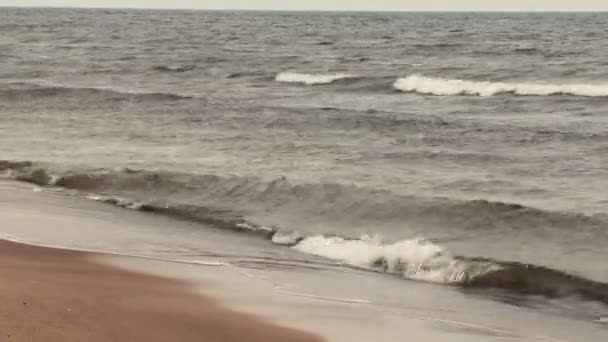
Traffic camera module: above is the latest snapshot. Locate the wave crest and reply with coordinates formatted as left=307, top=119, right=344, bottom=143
left=294, top=235, right=497, bottom=283
left=293, top=235, right=608, bottom=303
left=275, top=72, right=353, bottom=85
left=2, top=160, right=603, bottom=236
left=394, top=75, right=608, bottom=97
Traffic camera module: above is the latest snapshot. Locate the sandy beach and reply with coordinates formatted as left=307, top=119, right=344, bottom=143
left=0, top=239, right=322, bottom=342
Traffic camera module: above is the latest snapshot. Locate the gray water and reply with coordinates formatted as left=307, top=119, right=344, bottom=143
left=1, top=8, right=608, bottom=311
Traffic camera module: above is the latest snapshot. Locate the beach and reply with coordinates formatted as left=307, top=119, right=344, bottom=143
left=0, top=239, right=323, bottom=342
left=2, top=180, right=607, bottom=341
left=1, top=8, right=608, bottom=341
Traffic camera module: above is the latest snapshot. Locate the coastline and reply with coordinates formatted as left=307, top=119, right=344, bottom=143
left=2, top=179, right=607, bottom=342
left=1, top=8, right=608, bottom=342
left=0, top=238, right=323, bottom=342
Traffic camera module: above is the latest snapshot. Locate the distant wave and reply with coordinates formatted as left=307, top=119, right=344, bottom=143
left=394, top=75, right=608, bottom=97
left=275, top=72, right=354, bottom=85
left=274, top=72, right=397, bottom=93
left=153, top=65, right=197, bottom=73
left=3, top=159, right=608, bottom=304
left=1, top=82, right=192, bottom=100
left=226, top=71, right=268, bottom=79
left=275, top=73, right=608, bottom=96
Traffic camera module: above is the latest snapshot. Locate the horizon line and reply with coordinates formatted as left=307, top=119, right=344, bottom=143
left=1, top=6, right=607, bottom=13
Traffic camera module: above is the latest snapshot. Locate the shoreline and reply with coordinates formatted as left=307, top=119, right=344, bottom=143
left=0, top=239, right=323, bottom=342
left=2, top=179, right=608, bottom=342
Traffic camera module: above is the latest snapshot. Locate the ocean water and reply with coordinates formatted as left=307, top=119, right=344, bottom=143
left=1, top=8, right=608, bottom=325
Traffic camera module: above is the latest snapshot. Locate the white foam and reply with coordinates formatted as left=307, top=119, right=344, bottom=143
left=275, top=72, right=352, bottom=85
left=394, top=75, right=608, bottom=97
left=165, top=65, right=186, bottom=71
left=595, top=317, right=608, bottom=323
left=235, top=222, right=274, bottom=234
left=271, top=229, right=303, bottom=245
left=87, top=194, right=145, bottom=210
left=293, top=235, right=500, bottom=284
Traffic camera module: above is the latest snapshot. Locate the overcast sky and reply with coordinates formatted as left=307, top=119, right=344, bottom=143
left=2, top=0, right=607, bottom=11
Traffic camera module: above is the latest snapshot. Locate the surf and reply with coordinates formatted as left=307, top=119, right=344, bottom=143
left=394, top=75, right=608, bottom=97
left=275, top=72, right=354, bottom=85
left=3, top=159, right=608, bottom=306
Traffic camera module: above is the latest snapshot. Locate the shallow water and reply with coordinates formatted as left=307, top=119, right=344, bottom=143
left=2, top=181, right=607, bottom=341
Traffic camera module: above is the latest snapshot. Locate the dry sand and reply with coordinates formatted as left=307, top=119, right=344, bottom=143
left=0, top=239, right=323, bottom=342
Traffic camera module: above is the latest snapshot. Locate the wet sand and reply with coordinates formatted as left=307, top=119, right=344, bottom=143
left=0, top=239, right=323, bottom=342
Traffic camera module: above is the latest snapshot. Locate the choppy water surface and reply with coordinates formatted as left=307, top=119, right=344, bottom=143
left=1, top=8, right=608, bottom=320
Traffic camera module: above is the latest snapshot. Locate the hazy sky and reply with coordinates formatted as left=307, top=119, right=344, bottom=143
left=2, top=0, right=607, bottom=11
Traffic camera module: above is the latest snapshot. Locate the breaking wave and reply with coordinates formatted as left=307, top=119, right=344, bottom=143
left=275, top=72, right=354, bottom=85
left=294, top=235, right=608, bottom=304
left=294, top=235, right=489, bottom=283
left=394, top=75, right=608, bottom=97
left=274, top=73, right=608, bottom=97
left=2, top=160, right=608, bottom=304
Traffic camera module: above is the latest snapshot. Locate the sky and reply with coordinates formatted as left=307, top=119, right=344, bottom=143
left=1, top=0, right=607, bottom=11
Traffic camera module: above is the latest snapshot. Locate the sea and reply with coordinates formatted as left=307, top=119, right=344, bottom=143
left=1, top=7, right=608, bottom=338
